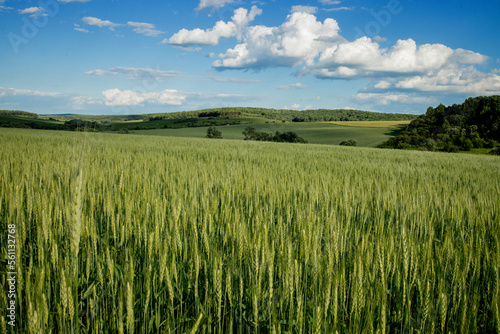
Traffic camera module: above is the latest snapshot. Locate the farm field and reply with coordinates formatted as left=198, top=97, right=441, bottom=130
left=131, top=121, right=404, bottom=147
left=1, top=128, right=500, bottom=333
left=324, top=120, right=412, bottom=128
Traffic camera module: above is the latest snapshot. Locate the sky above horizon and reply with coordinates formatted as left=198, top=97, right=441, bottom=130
left=1, top=0, right=500, bottom=115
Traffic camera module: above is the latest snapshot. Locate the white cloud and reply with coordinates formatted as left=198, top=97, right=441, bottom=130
left=86, top=67, right=181, bottom=80
left=323, top=7, right=355, bottom=12
left=301, top=96, right=321, bottom=101
left=173, top=45, right=203, bottom=52
left=291, top=5, right=318, bottom=14
left=394, top=66, right=500, bottom=95
left=275, top=82, right=309, bottom=90
left=166, top=6, right=262, bottom=46
left=319, top=0, right=341, bottom=4
left=74, top=27, right=89, bottom=33
left=102, top=88, right=187, bottom=106
left=81, top=17, right=164, bottom=36
left=209, top=76, right=262, bottom=83
left=59, top=0, right=91, bottom=2
left=355, top=92, right=434, bottom=105
left=74, top=24, right=89, bottom=33
left=167, top=22, right=234, bottom=46
left=19, top=7, right=43, bottom=14
left=71, top=96, right=103, bottom=109
left=374, top=80, right=391, bottom=89
left=127, top=21, right=164, bottom=37
left=315, top=38, right=457, bottom=77
left=213, top=11, right=342, bottom=69
left=0, top=87, right=63, bottom=98
left=312, top=37, right=490, bottom=82
left=19, top=7, right=47, bottom=17
left=283, top=103, right=301, bottom=110
left=168, top=8, right=497, bottom=101
left=82, top=16, right=120, bottom=30
left=197, top=0, right=235, bottom=12
left=0, top=0, right=12, bottom=11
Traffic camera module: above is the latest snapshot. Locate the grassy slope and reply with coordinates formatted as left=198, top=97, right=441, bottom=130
left=0, top=115, right=64, bottom=126
left=131, top=121, right=405, bottom=147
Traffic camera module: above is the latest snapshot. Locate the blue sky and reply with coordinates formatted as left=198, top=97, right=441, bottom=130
left=1, top=0, right=499, bottom=115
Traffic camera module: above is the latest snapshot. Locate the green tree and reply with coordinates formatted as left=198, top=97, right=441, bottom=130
left=339, top=140, right=358, bottom=147
left=206, top=127, right=222, bottom=139
left=242, top=126, right=257, bottom=140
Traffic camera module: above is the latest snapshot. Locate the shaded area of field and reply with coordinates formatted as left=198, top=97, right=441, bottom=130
left=131, top=121, right=406, bottom=147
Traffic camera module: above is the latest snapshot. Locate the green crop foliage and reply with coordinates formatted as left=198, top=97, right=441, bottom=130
left=1, top=128, right=499, bottom=333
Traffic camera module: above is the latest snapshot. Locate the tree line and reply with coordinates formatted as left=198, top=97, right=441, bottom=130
left=206, top=126, right=308, bottom=143
left=379, top=96, right=500, bottom=154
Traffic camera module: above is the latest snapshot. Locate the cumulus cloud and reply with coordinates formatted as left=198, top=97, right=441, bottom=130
left=166, top=7, right=497, bottom=103
left=82, top=16, right=120, bottom=30
left=19, top=7, right=47, bottom=17
left=314, top=38, right=460, bottom=77
left=19, top=7, right=43, bottom=14
left=166, top=6, right=262, bottom=46
left=86, top=67, right=181, bottom=80
left=213, top=11, right=342, bottom=69
left=127, top=21, right=164, bottom=37
left=394, top=66, right=500, bottom=95
left=197, top=0, right=236, bottom=12
left=102, top=88, right=187, bottom=106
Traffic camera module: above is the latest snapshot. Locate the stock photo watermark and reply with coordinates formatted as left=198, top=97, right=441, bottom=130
left=7, top=0, right=60, bottom=54
left=6, top=223, right=17, bottom=327
left=354, top=0, right=404, bottom=39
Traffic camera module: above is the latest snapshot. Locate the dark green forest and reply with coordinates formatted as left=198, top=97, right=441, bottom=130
left=379, top=96, right=500, bottom=153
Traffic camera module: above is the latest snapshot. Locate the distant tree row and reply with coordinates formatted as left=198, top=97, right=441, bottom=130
left=0, top=110, right=39, bottom=118
left=198, top=111, right=242, bottom=118
left=205, top=126, right=309, bottom=143
left=242, top=126, right=308, bottom=143
left=379, top=96, right=500, bottom=153
left=144, top=107, right=416, bottom=123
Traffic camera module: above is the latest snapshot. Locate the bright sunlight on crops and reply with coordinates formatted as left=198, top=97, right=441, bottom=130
left=1, top=128, right=499, bottom=333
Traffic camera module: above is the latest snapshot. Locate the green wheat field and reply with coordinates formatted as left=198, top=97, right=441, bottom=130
left=1, top=128, right=500, bottom=333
